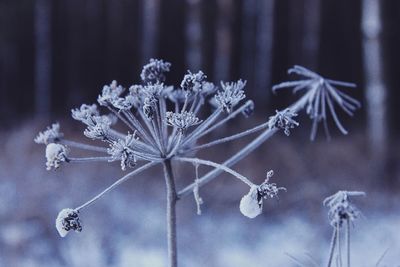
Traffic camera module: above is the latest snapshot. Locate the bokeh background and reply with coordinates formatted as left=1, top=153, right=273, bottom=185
left=0, top=0, right=399, bottom=266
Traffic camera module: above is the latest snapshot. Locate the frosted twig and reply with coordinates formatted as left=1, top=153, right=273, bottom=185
left=174, top=157, right=254, bottom=187
left=75, top=162, right=157, bottom=211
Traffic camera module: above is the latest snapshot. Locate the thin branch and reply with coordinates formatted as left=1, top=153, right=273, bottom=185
left=67, top=156, right=112, bottom=163
left=61, top=140, right=108, bottom=153
left=186, top=121, right=269, bottom=152
left=327, top=227, right=338, bottom=267
left=75, top=162, right=158, bottom=211
left=198, top=100, right=254, bottom=138
left=182, top=108, right=222, bottom=146
left=346, top=219, right=350, bottom=267
left=174, top=157, right=254, bottom=187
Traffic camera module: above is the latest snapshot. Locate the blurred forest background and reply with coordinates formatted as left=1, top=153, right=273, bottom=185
left=0, top=0, right=399, bottom=266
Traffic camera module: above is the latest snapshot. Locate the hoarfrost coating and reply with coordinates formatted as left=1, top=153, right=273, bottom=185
left=35, top=59, right=360, bottom=267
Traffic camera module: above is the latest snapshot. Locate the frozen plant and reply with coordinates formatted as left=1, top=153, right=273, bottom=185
left=324, top=191, right=365, bottom=267
left=273, top=65, right=361, bottom=140
left=35, top=61, right=360, bottom=267
left=287, top=190, right=365, bottom=267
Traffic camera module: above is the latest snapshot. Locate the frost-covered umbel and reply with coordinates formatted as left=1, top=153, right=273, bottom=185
left=35, top=59, right=360, bottom=267
left=240, top=170, right=286, bottom=218
left=56, top=208, right=82, bottom=237
left=273, top=65, right=361, bottom=140
left=323, top=190, right=365, bottom=227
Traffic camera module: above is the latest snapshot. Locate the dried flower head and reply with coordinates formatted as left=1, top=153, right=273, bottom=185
left=273, top=65, right=360, bottom=140
left=257, top=170, right=286, bottom=199
left=83, top=115, right=113, bottom=140
left=323, top=190, right=365, bottom=227
left=240, top=170, right=285, bottom=218
left=140, top=58, right=171, bottom=84
left=214, top=80, right=246, bottom=113
left=268, top=109, right=299, bottom=136
left=55, top=208, right=82, bottom=237
left=45, top=143, right=68, bottom=170
left=180, top=70, right=206, bottom=93
left=98, top=80, right=125, bottom=106
left=166, top=111, right=202, bottom=132
left=107, top=133, right=139, bottom=170
left=112, top=95, right=137, bottom=111
left=35, top=123, right=63, bottom=145
left=71, top=104, right=99, bottom=122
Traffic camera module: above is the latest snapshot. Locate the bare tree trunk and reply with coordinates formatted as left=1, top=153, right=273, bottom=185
left=141, top=0, right=161, bottom=63
left=240, top=0, right=257, bottom=90
left=302, top=0, right=320, bottom=69
left=361, top=0, right=387, bottom=166
left=185, top=0, right=203, bottom=70
left=214, top=0, right=233, bottom=82
left=34, top=0, right=52, bottom=119
left=254, top=0, right=275, bottom=102
left=289, top=0, right=320, bottom=69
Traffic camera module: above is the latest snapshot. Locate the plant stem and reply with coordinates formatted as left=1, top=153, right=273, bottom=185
left=327, top=227, right=338, bottom=267
left=346, top=219, right=351, bottom=267
left=163, top=159, right=178, bottom=267
left=337, top=225, right=342, bottom=267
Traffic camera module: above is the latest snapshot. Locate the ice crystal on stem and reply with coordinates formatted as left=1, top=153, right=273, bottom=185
left=107, top=132, right=139, bottom=170
left=269, top=109, right=299, bottom=136
left=214, top=80, right=246, bottom=113
left=35, top=123, right=63, bottom=145
left=166, top=111, right=202, bottom=132
left=45, top=143, right=68, bottom=170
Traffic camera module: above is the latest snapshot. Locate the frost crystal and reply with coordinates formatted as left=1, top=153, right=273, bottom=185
left=257, top=170, right=286, bottom=199
left=268, top=109, right=299, bottom=136
left=323, top=190, right=365, bottom=227
left=98, top=80, right=125, bottom=106
left=107, top=133, right=138, bottom=170
left=180, top=70, right=206, bottom=93
left=34, top=123, right=63, bottom=145
left=45, top=143, right=68, bottom=170
left=83, top=116, right=113, bottom=140
left=214, top=80, right=246, bottom=113
left=112, top=95, right=137, bottom=111
left=166, top=111, right=202, bottom=131
left=240, top=186, right=262, bottom=218
left=55, top=208, right=82, bottom=237
left=143, top=97, right=156, bottom=120
left=71, top=104, right=99, bottom=122
left=140, top=58, right=171, bottom=84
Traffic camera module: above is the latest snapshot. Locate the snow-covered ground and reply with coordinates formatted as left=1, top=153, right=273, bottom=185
left=0, top=122, right=399, bottom=267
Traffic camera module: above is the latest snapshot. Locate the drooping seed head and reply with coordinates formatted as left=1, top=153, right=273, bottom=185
left=45, top=143, right=68, bottom=170
left=55, top=209, right=82, bottom=237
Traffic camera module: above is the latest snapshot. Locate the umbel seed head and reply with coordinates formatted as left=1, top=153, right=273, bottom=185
left=55, top=209, right=82, bottom=237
